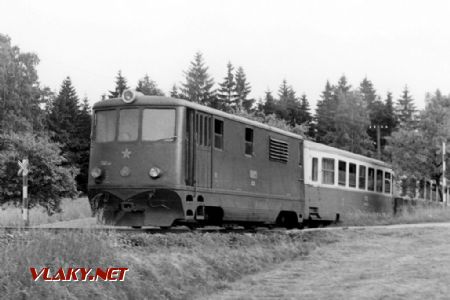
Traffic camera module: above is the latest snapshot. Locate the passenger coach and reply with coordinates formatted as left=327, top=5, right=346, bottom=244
left=88, top=90, right=395, bottom=228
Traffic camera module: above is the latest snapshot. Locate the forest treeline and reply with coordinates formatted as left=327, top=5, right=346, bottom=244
left=1, top=33, right=450, bottom=210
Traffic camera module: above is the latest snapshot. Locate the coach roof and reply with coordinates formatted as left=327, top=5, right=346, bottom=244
left=93, top=94, right=305, bottom=140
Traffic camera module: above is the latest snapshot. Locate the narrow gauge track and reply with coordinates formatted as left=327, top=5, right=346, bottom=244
left=0, top=226, right=294, bottom=235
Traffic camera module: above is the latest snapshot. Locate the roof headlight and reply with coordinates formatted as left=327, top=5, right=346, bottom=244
left=149, top=167, right=162, bottom=179
left=122, top=89, right=136, bottom=104
left=91, top=167, right=103, bottom=179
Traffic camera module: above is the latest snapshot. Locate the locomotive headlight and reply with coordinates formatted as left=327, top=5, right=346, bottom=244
left=91, top=167, right=103, bottom=179
left=122, top=89, right=136, bottom=103
left=149, top=167, right=162, bottom=179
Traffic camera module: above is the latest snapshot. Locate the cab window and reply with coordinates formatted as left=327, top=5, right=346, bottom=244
left=142, top=109, right=176, bottom=141
left=95, top=110, right=117, bottom=142
left=118, top=109, right=139, bottom=141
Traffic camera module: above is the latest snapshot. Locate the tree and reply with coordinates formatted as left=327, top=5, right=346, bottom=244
left=136, top=74, right=164, bottom=96
left=387, top=91, right=450, bottom=201
left=108, top=70, right=129, bottom=98
left=0, top=33, right=43, bottom=134
left=73, top=97, right=92, bottom=193
left=0, top=132, right=78, bottom=213
left=261, top=89, right=277, bottom=115
left=299, top=94, right=314, bottom=137
left=337, top=75, right=351, bottom=93
left=277, top=79, right=303, bottom=127
left=47, top=77, right=80, bottom=147
left=216, top=62, right=237, bottom=111
left=315, top=80, right=337, bottom=143
left=47, top=77, right=90, bottom=192
left=170, top=84, right=181, bottom=98
left=396, top=86, right=417, bottom=128
left=325, top=91, right=372, bottom=155
left=234, top=66, right=253, bottom=111
left=359, top=77, right=377, bottom=108
left=181, top=52, right=215, bottom=106
left=299, top=94, right=312, bottom=124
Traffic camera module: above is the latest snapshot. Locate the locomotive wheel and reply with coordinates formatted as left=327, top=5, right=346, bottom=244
left=277, top=212, right=298, bottom=229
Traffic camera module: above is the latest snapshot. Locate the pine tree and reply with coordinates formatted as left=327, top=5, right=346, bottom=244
left=315, top=80, right=337, bottom=143
left=74, top=97, right=92, bottom=193
left=299, top=94, right=312, bottom=124
left=136, top=74, right=164, bottom=96
left=108, top=70, right=129, bottom=98
left=261, top=90, right=277, bottom=115
left=234, top=66, right=253, bottom=111
left=276, top=80, right=304, bottom=127
left=396, top=86, right=417, bottom=127
left=47, top=77, right=80, bottom=147
left=359, top=77, right=377, bottom=108
left=170, top=84, right=180, bottom=98
left=217, top=62, right=237, bottom=111
left=181, top=52, right=215, bottom=106
left=337, top=75, right=351, bottom=93
left=299, top=94, right=314, bottom=138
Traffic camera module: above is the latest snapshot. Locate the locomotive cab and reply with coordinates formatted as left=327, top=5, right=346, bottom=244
left=88, top=90, right=186, bottom=227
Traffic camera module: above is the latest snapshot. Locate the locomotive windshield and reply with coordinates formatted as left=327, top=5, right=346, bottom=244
left=95, top=110, right=116, bottom=142
left=142, top=108, right=176, bottom=141
left=94, top=108, right=176, bottom=142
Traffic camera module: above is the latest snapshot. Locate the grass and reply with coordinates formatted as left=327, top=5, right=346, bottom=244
left=338, top=203, right=450, bottom=227
left=0, top=197, right=92, bottom=227
left=205, top=226, right=450, bottom=300
left=0, top=230, right=332, bottom=300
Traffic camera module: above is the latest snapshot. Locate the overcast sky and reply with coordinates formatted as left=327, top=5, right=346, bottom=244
left=2, top=0, right=450, bottom=109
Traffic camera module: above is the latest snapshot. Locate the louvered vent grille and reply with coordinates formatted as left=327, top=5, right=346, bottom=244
left=269, top=138, right=289, bottom=163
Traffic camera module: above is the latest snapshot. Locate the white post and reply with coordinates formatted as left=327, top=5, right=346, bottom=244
left=443, top=142, right=446, bottom=206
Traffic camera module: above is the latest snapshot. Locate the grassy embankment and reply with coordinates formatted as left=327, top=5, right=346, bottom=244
left=0, top=229, right=335, bottom=299
left=339, top=204, right=450, bottom=227
left=0, top=197, right=91, bottom=227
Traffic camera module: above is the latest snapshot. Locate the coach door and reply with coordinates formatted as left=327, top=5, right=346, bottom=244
left=195, top=112, right=212, bottom=188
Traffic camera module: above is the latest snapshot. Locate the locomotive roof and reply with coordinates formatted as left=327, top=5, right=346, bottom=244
left=93, top=95, right=304, bottom=139
left=304, top=140, right=392, bottom=169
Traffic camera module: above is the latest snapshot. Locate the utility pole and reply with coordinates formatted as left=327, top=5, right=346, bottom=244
left=370, top=124, right=387, bottom=160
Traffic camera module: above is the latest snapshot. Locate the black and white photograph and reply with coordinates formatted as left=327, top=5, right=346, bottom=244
left=1, top=0, right=450, bottom=299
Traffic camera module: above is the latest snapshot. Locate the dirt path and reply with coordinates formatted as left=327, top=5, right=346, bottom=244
left=205, top=225, right=450, bottom=300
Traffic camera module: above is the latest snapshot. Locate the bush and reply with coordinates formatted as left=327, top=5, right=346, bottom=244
left=0, top=132, right=78, bottom=213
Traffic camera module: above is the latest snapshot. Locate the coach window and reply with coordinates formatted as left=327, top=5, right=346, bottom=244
left=199, top=115, right=204, bottom=145
left=349, top=163, right=356, bottom=188
left=95, top=110, right=116, bottom=142
left=312, top=157, right=318, bottom=181
left=376, top=170, right=383, bottom=193
left=118, top=109, right=139, bottom=141
left=384, top=172, right=391, bottom=194
left=359, top=165, right=366, bottom=190
left=368, top=168, right=375, bottom=191
left=142, top=109, right=176, bottom=141
left=204, top=116, right=211, bottom=146
left=322, top=158, right=335, bottom=185
left=245, top=128, right=254, bottom=156
left=338, top=161, right=346, bottom=186
left=214, top=119, right=224, bottom=150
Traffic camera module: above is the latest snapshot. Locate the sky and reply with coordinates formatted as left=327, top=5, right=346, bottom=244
left=1, top=0, right=450, bottom=109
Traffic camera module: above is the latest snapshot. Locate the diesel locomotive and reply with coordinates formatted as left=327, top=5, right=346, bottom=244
left=88, top=89, right=396, bottom=228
